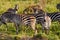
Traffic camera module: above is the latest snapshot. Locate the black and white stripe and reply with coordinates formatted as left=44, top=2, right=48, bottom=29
left=23, top=7, right=46, bottom=24
left=47, top=12, right=60, bottom=22
left=23, top=8, right=51, bottom=34
left=33, top=10, right=51, bottom=34
left=19, top=14, right=37, bottom=35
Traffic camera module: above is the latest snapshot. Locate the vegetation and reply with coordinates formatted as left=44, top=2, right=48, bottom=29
left=0, top=0, right=60, bottom=40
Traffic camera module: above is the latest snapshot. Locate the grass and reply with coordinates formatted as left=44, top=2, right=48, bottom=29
left=0, top=0, right=60, bottom=40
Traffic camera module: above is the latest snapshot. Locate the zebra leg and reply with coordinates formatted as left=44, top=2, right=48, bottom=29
left=45, top=28, right=50, bottom=35
left=42, top=23, right=49, bottom=34
left=3, top=22, right=8, bottom=31
left=31, top=24, right=37, bottom=35
left=5, top=24, right=8, bottom=32
left=43, top=16, right=51, bottom=34
left=15, top=24, right=19, bottom=35
left=42, top=23, right=45, bottom=33
left=30, top=18, right=37, bottom=35
left=42, top=21, right=51, bottom=34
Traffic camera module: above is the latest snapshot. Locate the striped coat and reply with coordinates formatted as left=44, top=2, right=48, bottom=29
left=23, top=7, right=51, bottom=34
left=0, top=12, right=37, bottom=35
left=47, top=12, right=60, bottom=22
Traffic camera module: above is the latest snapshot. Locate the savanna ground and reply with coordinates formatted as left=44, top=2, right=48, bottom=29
left=0, top=0, right=60, bottom=40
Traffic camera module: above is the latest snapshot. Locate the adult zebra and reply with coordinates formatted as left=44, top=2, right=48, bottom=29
left=34, top=10, right=51, bottom=34
left=23, top=7, right=51, bottom=34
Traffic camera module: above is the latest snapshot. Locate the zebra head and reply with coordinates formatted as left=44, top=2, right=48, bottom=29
left=14, top=4, right=18, bottom=12
left=35, top=9, right=45, bottom=14
left=7, top=4, right=18, bottom=14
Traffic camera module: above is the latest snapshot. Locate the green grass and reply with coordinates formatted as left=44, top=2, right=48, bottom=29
left=0, top=0, right=60, bottom=40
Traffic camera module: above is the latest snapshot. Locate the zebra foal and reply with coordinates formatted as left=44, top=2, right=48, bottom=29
left=0, top=12, right=37, bottom=35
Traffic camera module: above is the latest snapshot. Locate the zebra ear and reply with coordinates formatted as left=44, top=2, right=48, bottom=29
left=14, top=4, right=19, bottom=11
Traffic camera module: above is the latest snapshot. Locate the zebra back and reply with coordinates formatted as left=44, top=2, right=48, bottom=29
left=47, top=12, right=60, bottom=21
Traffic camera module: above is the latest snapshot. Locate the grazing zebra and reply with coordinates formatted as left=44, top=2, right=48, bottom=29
left=7, top=4, right=18, bottom=14
left=33, top=10, right=51, bottom=34
left=0, top=12, right=37, bottom=35
left=23, top=7, right=51, bottom=34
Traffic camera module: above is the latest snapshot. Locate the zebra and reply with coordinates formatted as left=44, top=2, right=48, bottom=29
left=33, top=10, right=51, bottom=34
left=30, top=7, right=60, bottom=34
left=23, top=7, right=51, bottom=34
left=0, top=11, right=37, bottom=35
